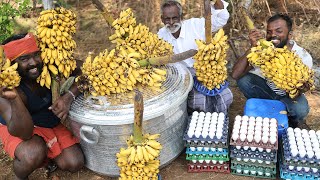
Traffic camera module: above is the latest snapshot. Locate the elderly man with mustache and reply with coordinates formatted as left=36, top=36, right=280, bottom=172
left=158, top=0, right=232, bottom=115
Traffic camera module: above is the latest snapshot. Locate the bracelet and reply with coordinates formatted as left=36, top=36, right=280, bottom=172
left=67, top=90, right=76, bottom=100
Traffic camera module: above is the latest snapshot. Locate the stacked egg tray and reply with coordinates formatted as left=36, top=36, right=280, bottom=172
left=183, top=111, right=230, bottom=173
left=230, top=115, right=278, bottom=179
left=279, top=128, right=320, bottom=180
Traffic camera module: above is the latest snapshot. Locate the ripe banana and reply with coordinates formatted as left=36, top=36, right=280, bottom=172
left=193, top=29, right=229, bottom=90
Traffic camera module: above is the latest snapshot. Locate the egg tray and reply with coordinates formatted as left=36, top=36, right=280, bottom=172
left=231, top=158, right=276, bottom=168
left=193, top=77, right=229, bottom=97
left=231, top=163, right=276, bottom=174
left=281, top=133, right=320, bottom=165
left=280, top=168, right=320, bottom=180
left=231, top=146, right=277, bottom=158
left=279, top=146, right=320, bottom=170
left=280, top=164, right=320, bottom=177
left=186, top=147, right=228, bottom=156
left=183, top=118, right=230, bottom=146
left=186, top=153, right=229, bottom=161
left=230, top=149, right=277, bottom=163
left=184, top=140, right=228, bottom=149
left=187, top=161, right=230, bottom=173
left=229, top=136, right=278, bottom=151
left=231, top=146, right=277, bottom=154
left=231, top=169, right=276, bottom=179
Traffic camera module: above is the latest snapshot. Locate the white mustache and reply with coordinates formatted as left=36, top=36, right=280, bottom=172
left=165, top=22, right=181, bottom=33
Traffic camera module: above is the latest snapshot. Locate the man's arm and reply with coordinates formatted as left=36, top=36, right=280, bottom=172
left=231, top=29, right=264, bottom=80
left=0, top=88, right=33, bottom=140
left=210, top=0, right=230, bottom=32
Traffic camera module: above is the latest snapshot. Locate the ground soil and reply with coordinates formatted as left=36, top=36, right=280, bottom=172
left=1, top=0, right=320, bottom=179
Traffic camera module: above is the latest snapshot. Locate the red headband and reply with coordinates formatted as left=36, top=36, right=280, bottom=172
left=2, top=33, right=39, bottom=61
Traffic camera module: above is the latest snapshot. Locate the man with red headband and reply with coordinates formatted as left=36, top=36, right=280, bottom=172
left=0, top=33, right=84, bottom=179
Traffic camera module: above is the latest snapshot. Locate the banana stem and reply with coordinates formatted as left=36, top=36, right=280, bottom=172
left=92, top=0, right=115, bottom=25
left=138, top=49, right=198, bottom=66
left=133, top=90, right=144, bottom=144
left=204, top=0, right=212, bottom=44
left=51, top=77, right=60, bottom=103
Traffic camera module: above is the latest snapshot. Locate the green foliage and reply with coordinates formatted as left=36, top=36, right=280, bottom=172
left=0, top=0, right=31, bottom=43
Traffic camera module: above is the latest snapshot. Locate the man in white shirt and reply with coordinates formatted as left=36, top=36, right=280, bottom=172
left=232, top=14, right=313, bottom=128
left=158, top=0, right=233, bottom=115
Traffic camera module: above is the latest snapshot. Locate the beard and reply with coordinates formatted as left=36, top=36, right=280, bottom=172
left=268, top=36, right=289, bottom=48
left=165, top=22, right=182, bottom=34
left=18, top=63, right=43, bottom=81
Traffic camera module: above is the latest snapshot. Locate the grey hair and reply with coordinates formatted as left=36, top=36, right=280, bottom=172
left=161, top=1, right=183, bottom=16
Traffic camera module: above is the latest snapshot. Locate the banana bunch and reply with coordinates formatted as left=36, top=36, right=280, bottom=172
left=36, top=7, right=77, bottom=89
left=77, top=48, right=167, bottom=96
left=193, top=29, right=229, bottom=90
left=0, top=58, right=21, bottom=89
left=117, top=133, right=162, bottom=180
left=247, top=42, right=315, bottom=98
left=109, top=8, right=173, bottom=59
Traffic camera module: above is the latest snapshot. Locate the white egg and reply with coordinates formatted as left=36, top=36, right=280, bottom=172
left=191, top=116, right=198, bottom=122
left=233, top=128, right=240, bottom=134
left=316, top=130, right=320, bottom=137
left=307, top=151, right=314, bottom=159
left=248, top=125, right=255, bottom=131
left=209, top=126, right=216, bottom=133
left=249, top=116, right=256, bottom=122
left=196, top=127, right=203, bottom=134
left=205, top=112, right=211, bottom=117
left=212, top=160, right=217, bottom=164
left=249, top=121, right=255, bottom=127
left=263, top=117, right=270, bottom=122
left=205, top=160, right=210, bottom=164
left=270, top=136, right=277, bottom=144
left=210, top=147, right=216, bottom=151
left=234, top=119, right=241, bottom=125
left=240, top=133, right=246, bottom=142
left=270, top=118, right=277, bottom=124
left=269, top=123, right=277, bottom=129
left=258, top=147, right=264, bottom=152
left=212, top=112, right=218, bottom=117
left=195, top=130, right=201, bottom=138
left=301, top=129, right=308, bottom=135
left=309, top=130, right=316, bottom=135
left=255, top=116, right=263, bottom=122
left=216, top=128, right=223, bottom=135
left=287, top=127, right=293, bottom=133
left=263, top=122, right=269, bottom=128
left=197, top=147, right=203, bottom=151
left=294, top=127, right=301, bottom=133
left=187, top=130, right=194, bottom=138
left=218, top=112, right=225, bottom=117
left=216, top=131, right=223, bottom=139
left=291, top=148, right=298, bottom=157
left=232, top=133, right=239, bottom=141
left=255, top=126, right=262, bottom=133
left=254, top=135, right=261, bottom=143
left=243, top=146, right=249, bottom=150
left=218, top=116, right=225, bottom=122
left=211, top=116, right=218, bottom=122
left=262, top=136, right=269, bottom=144
left=263, top=126, right=269, bottom=133
left=297, top=166, right=302, bottom=171
left=312, top=168, right=318, bottom=173
left=203, top=147, right=209, bottom=152
left=251, top=146, right=257, bottom=151
left=192, top=160, right=197, bottom=163
left=255, top=121, right=262, bottom=128
left=257, top=160, right=263, bottom=164
left=247, top=129, right=255, bottom=135
left=242, top=115, right=249, bottom=121
left=255, top=130, right=262, bottom=137
left=192, top=111, right=199, bottom=116
left=299, top=149, right=306, bottom=158
left=235, top=115, right=242, bottom=121
left=287, top=131, right=295, bottom=138
left=240, top=129, right=248, bottom=135
left=266, top=149, right=271, bottom=153
left=315, top=152, right=320, bottom=159
left=251, top=170, right=256, bottom=175
left=202, top=131, right=208, bottom=138
left=236, top=146, right=241, bottom=150
left=288, top=166, right=295, bottom=170
left=247, top=134, right=254, bottom=142
left=203, top=123, right=210, bottom=129
left=199, top=111, right=205, bottom=116
left=208, top=131, right=215, bottom=139
left=216, top=124, right=224, bottom=130
left=190, top=147, right=196, bottom=151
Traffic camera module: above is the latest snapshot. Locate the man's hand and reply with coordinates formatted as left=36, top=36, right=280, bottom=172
left=48, top=93, right=73, bottom=121
left=0, top=87, right=17, bottom=100
left=297, top=82, right=311, bottom=94
left=249, top=29, right=264, bottom=47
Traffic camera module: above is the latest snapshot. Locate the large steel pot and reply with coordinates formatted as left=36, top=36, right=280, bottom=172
left=68, top=62, right=193, bottom=176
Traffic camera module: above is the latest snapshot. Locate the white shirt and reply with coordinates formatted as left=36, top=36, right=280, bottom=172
left=157, top=0, right=230, bottom=67
left=249, top=40, right=313, bottom=95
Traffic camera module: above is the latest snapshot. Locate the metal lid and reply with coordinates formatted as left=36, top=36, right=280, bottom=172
left=69, top=62, right=193, bottom=125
